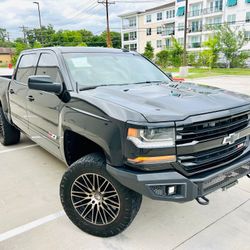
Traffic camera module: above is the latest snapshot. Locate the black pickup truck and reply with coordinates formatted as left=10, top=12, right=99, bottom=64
left=0, top=47, right=250, bottom=237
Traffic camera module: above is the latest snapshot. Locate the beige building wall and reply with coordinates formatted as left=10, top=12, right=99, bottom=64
left=0, top=54, right=12, bottom=66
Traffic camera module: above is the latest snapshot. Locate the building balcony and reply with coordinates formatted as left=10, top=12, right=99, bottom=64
left=203, top=6, right=223, bottom=15
left=188, top=9, right=202, bottom=18
left=122, top=25, right=137, bottom=30
left=188, top=42, right=202, bottom=48
left=187, top=6, right=223, bottom=18
left=189, top=27, right=203, bottom=33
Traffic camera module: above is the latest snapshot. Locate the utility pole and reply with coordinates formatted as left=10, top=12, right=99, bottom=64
left=19, top=25, right=28, bottom=44
left=183, top=0, right=189, bottom=66
left=98, top=0, right=115, bottom=47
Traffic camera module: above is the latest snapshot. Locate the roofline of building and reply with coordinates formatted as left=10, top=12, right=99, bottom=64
left=145, top=2, right=175, bottom=13
left=118, top=11, right=144, bottom=18
left=118, top=1, right=175, bottom=18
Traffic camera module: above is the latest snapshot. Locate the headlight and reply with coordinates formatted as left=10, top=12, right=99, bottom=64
left=127, top=127, right=175, bottom=148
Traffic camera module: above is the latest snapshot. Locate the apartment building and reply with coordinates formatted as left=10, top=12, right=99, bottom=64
left=119, top=0, right=250, bottom=54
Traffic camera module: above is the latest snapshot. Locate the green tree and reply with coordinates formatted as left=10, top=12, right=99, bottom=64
left=202, top=36, right=220, bottom=68
left=155, top=50, right=169, bottom=68
left=198, top=50, right=214, bottom=68
left=12, top=42, right=30, bottom=65
left=169, top=38, right=183, bottom=67
left=77, top=42, right=87, bottom=47
left=216, top=24, right=247, bottom=68
left=143, top=42, right=154, bottom=60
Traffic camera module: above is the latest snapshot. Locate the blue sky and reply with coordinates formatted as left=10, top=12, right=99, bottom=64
left=0, top=0, right=169, bottom=40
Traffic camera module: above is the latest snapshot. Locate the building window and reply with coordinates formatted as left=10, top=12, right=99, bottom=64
left=146, top=15, right=151, bottom=23
left=129, top=32, right=137, bottom=40
left=146, top=28, right=152, bottom=36
left=190, top=36, right=201, bottom=48
left=157, top=26, right=162, bottom=35
left=130, top=43, right=137, bottom=51
left=227, top=0, right=237, bottom=7
left=157, top=12, right=163, bottom=21
left=189, top=3, right=202, bottom=17
left=191, top=20, right=202, bottom=32
left=245, top=31, right=250, bottom=40
left=227, top=14, right=236, bottom=24
left=129, top=18, right=136, bottom=27
left=178, top=38, right=184, bottom=45
left=178, top=23, right=184, bottom=31
left=246, top=12, right=250, bottom=22
left=157, top=40, right=162, bottom=48
left=166, top=9, right=175, bottom=19
left=123, top=33, right=129, bottom=41
left=166, top=38, right=172, bottom=48
left=124, top=45, right=129, bottom=50
left=177, top=6, right=185, bottom=16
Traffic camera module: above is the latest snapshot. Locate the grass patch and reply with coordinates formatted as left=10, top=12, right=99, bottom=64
left=164, top=67, right=250, bottom=79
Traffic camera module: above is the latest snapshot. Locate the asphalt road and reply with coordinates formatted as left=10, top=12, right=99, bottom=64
left=0, top=76, right=250, bottom=250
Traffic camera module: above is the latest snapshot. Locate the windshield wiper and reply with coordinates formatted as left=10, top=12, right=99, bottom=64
left=132, top=80, right=169, bottom=85
left=79, top=84, right=110, bottom=91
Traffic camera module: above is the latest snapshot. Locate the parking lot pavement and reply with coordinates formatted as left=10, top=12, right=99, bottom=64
left=190, top=76, right=250, bottom=95
left=0, top=76, right=250, bottom=250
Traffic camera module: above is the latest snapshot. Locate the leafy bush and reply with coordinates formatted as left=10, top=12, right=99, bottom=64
left=155, top=50, right=169, bottom=68
left=169, top=38, right=183, bottom=67
left=143, top=42, right=154, bottom=60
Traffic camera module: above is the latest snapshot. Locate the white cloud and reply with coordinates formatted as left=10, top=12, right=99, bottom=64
left=0, top=0, right=167, bottom=39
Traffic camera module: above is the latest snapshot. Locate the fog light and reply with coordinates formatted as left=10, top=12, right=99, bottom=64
left=167, top=186, right=176, bottom=195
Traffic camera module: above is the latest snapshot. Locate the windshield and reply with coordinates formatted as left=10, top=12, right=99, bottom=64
left=63, top=53, right=170, bottom=89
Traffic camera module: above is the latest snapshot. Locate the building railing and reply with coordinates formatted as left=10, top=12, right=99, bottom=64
left=187, top=5, right=223, bottom=18
left=122, top=24, right=137, bottom=29
left=188, top=42, right=201, bottom=48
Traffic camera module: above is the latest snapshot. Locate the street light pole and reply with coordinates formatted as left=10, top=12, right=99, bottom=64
left=33, top=1, right=42, bottom=29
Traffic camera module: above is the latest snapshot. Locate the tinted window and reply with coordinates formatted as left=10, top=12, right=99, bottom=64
left=15, top=54, right=37, bottom=84
left=36, top=53, right=62, bottom=83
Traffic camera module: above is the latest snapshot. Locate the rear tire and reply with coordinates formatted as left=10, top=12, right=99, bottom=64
left=60, top=153, right=142, bottom=237
left=0, top=107, right=20, bottom=146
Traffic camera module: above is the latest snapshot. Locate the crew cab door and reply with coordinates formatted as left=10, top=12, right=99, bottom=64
left=27, top=52, right=63, bottom=158
left=9, top=53, right=38, bottom=134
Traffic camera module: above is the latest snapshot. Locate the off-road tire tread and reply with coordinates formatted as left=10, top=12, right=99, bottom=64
left=0, top=107, right=20, bottom=146
left=60, top=153, right=142, bottom=237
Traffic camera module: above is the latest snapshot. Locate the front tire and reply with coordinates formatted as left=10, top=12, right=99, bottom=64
left=60, top=153, right=142, bottom=237
left=0, top=107, right=20, bottom=146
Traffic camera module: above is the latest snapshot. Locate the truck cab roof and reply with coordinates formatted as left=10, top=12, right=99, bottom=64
left=23, top=46, right=133, bottom=55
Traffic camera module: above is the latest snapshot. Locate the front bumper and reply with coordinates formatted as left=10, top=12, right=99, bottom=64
left=107, top=152, right=250, bottom=202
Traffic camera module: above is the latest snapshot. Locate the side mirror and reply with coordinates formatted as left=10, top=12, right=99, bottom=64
left=28, top=75, right=62, bottom=94
left=166, top=72, right=173, bottom=81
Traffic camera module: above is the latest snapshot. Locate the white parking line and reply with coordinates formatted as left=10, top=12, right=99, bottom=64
left=0, top=144, right=38, bottom=154
left=0, top=211, right=65, bottom=242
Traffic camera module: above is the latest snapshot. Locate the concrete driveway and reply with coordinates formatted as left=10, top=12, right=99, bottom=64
left=0, top=76, right=250, bottom=250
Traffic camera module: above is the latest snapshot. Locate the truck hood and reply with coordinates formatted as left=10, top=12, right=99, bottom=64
left=84, top=82, right=250, bottom=122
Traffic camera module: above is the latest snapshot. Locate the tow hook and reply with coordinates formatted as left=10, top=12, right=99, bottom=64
left=247, top=174, right=250, bottom=178
left=196, top=196, right=209, bottom=205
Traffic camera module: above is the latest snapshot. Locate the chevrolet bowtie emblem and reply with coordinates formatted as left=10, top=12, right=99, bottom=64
left=222, top=133, right=240, bottom=145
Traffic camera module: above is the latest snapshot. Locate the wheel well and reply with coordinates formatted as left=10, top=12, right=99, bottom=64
left=64, top=130, right=104, bottom=166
